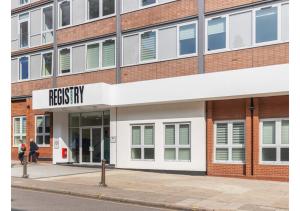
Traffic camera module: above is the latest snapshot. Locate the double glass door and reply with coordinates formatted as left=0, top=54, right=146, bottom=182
left=81, top=127, right=102, bottom=163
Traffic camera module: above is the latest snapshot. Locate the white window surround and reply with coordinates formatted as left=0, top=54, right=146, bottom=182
left=131, top=124, right=155, bottom=161
left=86, top=0, right=116, bottom=22
left=139, top=30, right=158, bottom=64
left=213, top=120, right=246, bottom=164
left=205, top=2, right=289, bottom=55
left=18, top=12, right=30, bottom=49
left=13, top=116, right=27, bottom=147
left=58, top=47, right=72, bottom=75
left=18, top=56, right=30, bottom=82
left=58, top=0, right=72, bottom=29
left=122, top=20, right=198, bottom=67
left=140, top=0, right=157, bottom=9
left=41, top=5, right=54, bottom=45
left=41, top=51, right=54, bottom=78
left=121, top=0, right=176, bottom=14
left=259, top=118, right=289, bottom=165
left=20, top=0, right=30, bottom=6
left=164, top=122, right=191, bottom=162
left=35, top=115, right=51, bottom=147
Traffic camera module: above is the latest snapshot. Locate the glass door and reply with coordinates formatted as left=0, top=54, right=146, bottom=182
left=80, top=127, right=102, bottom=163
left=92, top=128, right=101, bottom=163
left=81, top=128, right=91, bottom=163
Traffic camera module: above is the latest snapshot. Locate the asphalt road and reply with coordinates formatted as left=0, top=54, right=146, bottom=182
left=11, top=188, right=172, bottom=211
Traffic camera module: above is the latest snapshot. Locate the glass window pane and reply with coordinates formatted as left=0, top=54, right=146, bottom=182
left=36, top=117, right=44, bottom=134
left=69, top=128, right=80, bottom=163
left=20, top=21, right=29, bottom=48
left=70, top=114, right=80, bottom=127
left=232, top=148, right=245, bottom=161
left=131, top=148, right=141, bottom=159
left=207, top=17, right=226, bottom=51
left=281, top=4, right=289, bottom=41
left=281, top=120, right=289, bottom=144
left=87, top=43, right=100, bottom=69
left=132, top=126, right=141, bottom=145
left=280, top=148, right=289, bottom=162
left=60, top=1, right=70, bottom=27
left=36, top=135, right=44, bottom=145
left=19, top=57, right=29, bottom=80
left=43, top=6, right=53, bottom=31
left=42, top=52, right=52, bottom=77
left=144, top=148, right=154, bottom=159
left=80, top=112, right=102, bottom=126
left=233, top=122, right=245, bottom=144
left=216, top=123, right=228, bottom=144
left=88, top=0, right=100, bottom=19
left=45, top=135, right=50, bottom=145
left=263, top=121, right=275, bottom=144
left=20, top=0, right=29, bottom=5
left=179, top=124, right=189, bottom=145
left=165, top=125, right=175, bottom=145
left=144, top=126, right=154, bottom=145
left=179, top=23, right=196, bottom=55
left=45, top=116, right=50, bottom=133
left=14, top=118, right=21, bottom=134
left=164, top=148, right=176, bottom=160
left=256, top=7, right=278, bottom=43
left=14, top=136, right=23, bottom=145
left=216, top=148, right=228, bottom=161
left=102, top=39, right=115, bottom=67
left=178, top=148, right=190, bottom=161
left=142, top=0, right=156, bottom=6
left=22, top=117, right=26, bottom=134
left=103, top=111, right=110, bottom=125
left=141, top=31, right=156, bottom=61
left=262, top=148, right=276, bottom=161
left=59, top=49, right=71, bottom=74
left=103, top=0, right=115, bottom=16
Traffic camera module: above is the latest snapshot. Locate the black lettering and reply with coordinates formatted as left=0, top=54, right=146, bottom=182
left=65, top=88, right=69, bottom=104
left=74, top=87, right=79, bottom=104
left=79, top=86, right=84, bottom=103
left=57, top=89, right=62, bottom=105
left=53, top=89, right=58, bottom=106
left=49, top=90, right=53, bottom=106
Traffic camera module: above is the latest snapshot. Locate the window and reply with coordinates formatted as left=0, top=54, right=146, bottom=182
left=13, top=117, right=26, bottom=146
left=164, top=123, right=191, bottom=161
left=19, top=13, right=29, bottom=48
left=86, top=43, right=100, bottom=69
left=131, top=125, right=155, bottom=160
left=207, top=17, right=226, bottom=51
left=142, top=0, right=156, bottom=7
left=59, top=1, right=71, bottom=27
left=20, top=0, right=29, bottom=5
left=42, top=52, right=52, bottom=77
left=102, top=39, right=115, bottom=67
left=36, top=115, right=50, bottom=146
left=140, top=31, right=156, bottom=62
left=255, top=7, right=278, bottom=43
left=59, top=48, right=71, bottom=74
left=42, top=6, right=53, bottom=44
left=19, top=56, right=29, bottom=80
left=103, top=0, right=115, bottom=16
left=88, top=0, right=100, bottom=19
left=214, top=121, right=245, bottom=163
left=179, top=23, right=196, bottom=55
left=260, top=119, right=289, bottom=164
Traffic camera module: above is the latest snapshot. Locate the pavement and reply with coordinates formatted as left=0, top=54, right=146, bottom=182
left=11, top=162, right=289, bottom=211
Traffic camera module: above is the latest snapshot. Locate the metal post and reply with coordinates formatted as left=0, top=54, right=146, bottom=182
left=22, top=156, right=29, bottom=178
left=99, top=159, right=107, bottom=187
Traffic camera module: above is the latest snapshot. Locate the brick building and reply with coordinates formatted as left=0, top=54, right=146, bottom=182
left=11, top=0, right=289, bottom=181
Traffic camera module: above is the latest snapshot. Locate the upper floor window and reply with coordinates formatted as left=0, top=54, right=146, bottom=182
left=59, top=1, right=71, bottom=27
left=179, top=23, right=197, bottom=55
left=142, top=0, right=156, bottom=7
left=140, top=31, right=157, bottom=62
left=20, top=0, right=29, bottom=5
left=36, top=115, right=51, bottom=146
left=103, top=0, right=115, bottom=16
left=260, top=119, right=289, bottom=164
left=102, top=39, right=116, bottom=67
left=42, top=52, right=53, bottom=77
left=88, top=0, right=115, bottom=20
left=13, top=116, right=26, bottom=146
left=59, top=48, right=71, bottom=74
left=255, top=7, right=278, bottom=43
left=87, top=43, right=100, bottom=69
left=42, top=6, right=54, bottom=44
left=19, top=56, right=29, bottom=80
left=19, top=13, right=29, bottom=48
left=207, top=17, right=226, bottom=51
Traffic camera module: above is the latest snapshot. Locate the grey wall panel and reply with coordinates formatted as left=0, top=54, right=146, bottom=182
left=72, top=0, right=86, bottom=25
left=11, top=40, right=18, bottom=52
left=11, top=59, right=18, bottom=83
left=11, top=16, right=18, bottom=41
left=30, top=54, right=42, bottom=80
left=11, top=0, right=18, bottom=10
left=31, top=9, right=41, bottom=35
left=72, top=45, right=86, bottom=73
left=122, top=0, right=139, bottom=13
left=282, top=4, right=289, bottom=41
left=158, top=27, right=177, bottom=60
left=30, top=34, right=41, bottom=47
left=123, top=34, right=139, bottom=65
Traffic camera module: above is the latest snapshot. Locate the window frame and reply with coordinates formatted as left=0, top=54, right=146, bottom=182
left=58, top=0, right=72, bottom=29
left=41, top=5, right=54, bottom=45
left=35, top=115, right=51, bottom=147
left=58, top=47, right=72, bottom=75
left=139, top=30, right=158, bottom=64
left=20, top=0, right=30, bottom=6
left=130, top=124, right=155, bottom=161
left=18, top=55, right=30, bottom=81
left=18, top=12, right=30, bottom=49
left=259, top=118, right=289, bottom=165
left=86, top=0, right=116, bottom=22
left=40, top=50, right=54, bottom=78
left=140, top=0, right=158, bottom=9
left=177, top=21, right=198, bottom=58
left=213, top=120, right=246, bottom=164
left=164, top=122, right=191, bottom=162
left=13, top=116, right=27, bottom=147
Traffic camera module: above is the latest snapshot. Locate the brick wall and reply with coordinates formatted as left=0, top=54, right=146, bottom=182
left=205, top=43, right=289, bottom=73
left=11, top=98, right=53, bottom=161
left=205, top=0, right=257, bottom=13
left=12, top=78, right=52, bottom=97
left=121, top=57, right=198, bottom=83
left=206, top=96, right=289, bottom=181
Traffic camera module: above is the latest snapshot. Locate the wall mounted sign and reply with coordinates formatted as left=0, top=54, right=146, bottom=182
left=49, top=85, right=84, bottom=106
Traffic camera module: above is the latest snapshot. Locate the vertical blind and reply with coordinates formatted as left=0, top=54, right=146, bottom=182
left=132, top=126, right=141, bottom=145
left=263, top=121, right=275, bottom=144
left=60, top=49, right=70, bottom=73
left=102, top=40, right=115, bottom=67
left=179, top=24, right=196, bottom=40
left=232, top=123, right=245, bottom=144
left=165, top=148, right=176, bottom=160
left=281, top=120, right=289, bottom=144
left=179, top=124, right=189, bottom=145
left=216, top=148, right=228, bottom=161
left=87, top=43, right=99, bottom=69
left=144, top=126, right=154, bottom=145
left=216, top=123, right=228, bottom=144
left=141, top=31, right=156, bottom=61
left=232, top=148, right=245, bottom=161
left=178, top=148, right=190, bottom=160
left=165, top=125, right=175, bottom=145
left=208, top=18, right=226, bottom=35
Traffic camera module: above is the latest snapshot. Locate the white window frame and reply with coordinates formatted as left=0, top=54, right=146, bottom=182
left=139, top=30, right=158, bottom=64
left=177, top=21, right=198, bottom=58
left=101, top=38, right=117, bottom=69
left=259, top=118, right=289, bottom=165
left=164, top=122, right=191, bottom=162
left=121, top=0, right=176, bottom=14
left=20, top=0, right=30, bottom=6
left=41, top=5, right=54, bottom=45
left=214, top=120, right=246, bottom=164
left=58, top=0, right=72, bottom=29
left=86, top=0, right=116, bottom=22
left=140, top=0, right=158, bottom=9
left=13, top=116, right=27, bottom=147
left=18, top=55, right=30, bottom=81
left=205, top=2, right=289, bottom=55
left=58, top=47, right=72, bottom=75
left=18, top=12, right=30, bottom=49
left=131, top=124, right=155, bottom=161
left=35, top=115, right=51, bottom=147
left=40, top=50, right=54, bottom=78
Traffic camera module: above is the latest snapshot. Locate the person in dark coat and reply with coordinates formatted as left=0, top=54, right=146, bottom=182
left=29, top=139, right=39, bottom=163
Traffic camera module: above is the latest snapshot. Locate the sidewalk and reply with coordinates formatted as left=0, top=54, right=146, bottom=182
left=11, top=166, right=288, bottom=211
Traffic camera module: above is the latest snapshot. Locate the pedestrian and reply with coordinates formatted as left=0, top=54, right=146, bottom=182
left=18, top=140, right=26, bottom=165
left=29, top=139, right=39, bottom=163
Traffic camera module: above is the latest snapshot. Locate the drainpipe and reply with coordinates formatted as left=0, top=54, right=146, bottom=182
left=198, top=0, right=205, bottom=74
left=52, top=0, right=58, bottom=88
left=250, top=98, right=255, bottom=176
left=115, top=0, right=122, bottom=83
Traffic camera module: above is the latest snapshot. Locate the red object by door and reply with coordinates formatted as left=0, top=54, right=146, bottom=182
left=62, top=148, right=67, bottom=159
